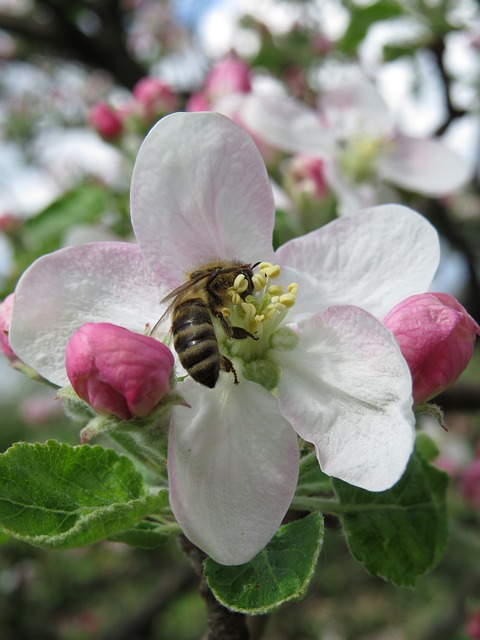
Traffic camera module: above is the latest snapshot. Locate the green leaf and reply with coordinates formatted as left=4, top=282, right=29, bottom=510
left=333, top=446, right=449, bottom=586
left=204, top=513, right=324, bottom=614
left=21, top=183, right=110, bottom=252
left=338, top=1, right=405, bottom=55
left=0, top=441, right=168, bottom=549
left=109, top=521, right=181, bottom=549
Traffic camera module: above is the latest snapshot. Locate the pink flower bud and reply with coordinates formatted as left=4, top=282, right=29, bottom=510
left=0, top=293, right=18, bottom=363
left=132, top=76, right=177, bottom=121
left=89, top=103, right=123, bottom=140
left=204, top=57, right=251, bottom=100
left=466, top=610, right=480, bottom=639
left=185, top=92, right=211, bottom=112
left=286, top=153, right=328, bottom=202
left=65, top=323, right=175, bottom=420
left=460, top=458, right=480, bottom=510
left=384, top=293, right=480, bottom=403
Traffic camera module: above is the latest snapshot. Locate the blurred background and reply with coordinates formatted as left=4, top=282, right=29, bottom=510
left=0, top=1, right=479, bottom=638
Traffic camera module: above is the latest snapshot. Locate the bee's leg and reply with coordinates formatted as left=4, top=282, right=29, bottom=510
left=214, top=312, right=258, bottom=340
left=221, top=356, right=239, bottom=384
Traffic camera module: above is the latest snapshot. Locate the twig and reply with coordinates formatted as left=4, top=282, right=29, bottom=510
left=179, top=536, right=250, bottom=640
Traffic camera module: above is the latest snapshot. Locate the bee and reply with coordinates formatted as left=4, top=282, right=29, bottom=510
left=155, top=261, right=258, bottom=388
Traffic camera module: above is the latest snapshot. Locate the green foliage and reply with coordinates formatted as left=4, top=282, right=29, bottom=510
left=0, top=440, right=169, bottom=549
left=333, top=446, right=449, bottom=586
left=338, top=1, right=405, bottom=55
left=204, top=512, right=324, bottom=614
left=3, top=183, right=112, bottom=296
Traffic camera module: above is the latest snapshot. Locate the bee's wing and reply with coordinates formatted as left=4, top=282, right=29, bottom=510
left=148, top=273, right=211, bottom=336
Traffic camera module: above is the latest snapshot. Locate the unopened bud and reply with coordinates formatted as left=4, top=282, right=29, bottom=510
left=65, top=322, right=175, bottom=421
left=204, top=56, right=252, bottom=100
left=89, top=103, right=123, bottom=140
left=132, top=76, right=177, bottom=121
left=384, top=293, right=480, bottom=403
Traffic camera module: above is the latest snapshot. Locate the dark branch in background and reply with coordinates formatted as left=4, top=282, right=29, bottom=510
left=180, top=536, right=250, bottom=640
left=426, top=199, right=480, bottom=324
left=436, top=383, right=480, bottom=414
left=99, top=565, right=194, bottom=640
left=430, top=36, right=466, bottom=136
left=0, top=0, right=146, bottom=88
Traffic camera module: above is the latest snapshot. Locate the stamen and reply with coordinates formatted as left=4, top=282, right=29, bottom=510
left=252, top=273, right=267, bottom=291
left=233, top=273, right=248, bottom=293
left=221, top=307, right=231, bottom=317
left=268, top=284, right=283, bottom=296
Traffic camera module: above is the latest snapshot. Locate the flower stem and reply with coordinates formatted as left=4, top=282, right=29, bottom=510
left=290, top=496, right=345, bottom=515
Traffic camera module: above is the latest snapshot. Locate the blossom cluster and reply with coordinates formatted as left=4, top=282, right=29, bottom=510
left=3, top=110, right=478, bottom=566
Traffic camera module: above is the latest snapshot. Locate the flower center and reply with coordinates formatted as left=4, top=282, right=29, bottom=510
left=339, top=135, right=384, bottom=183
left=221, top=262, right=298, bottom=364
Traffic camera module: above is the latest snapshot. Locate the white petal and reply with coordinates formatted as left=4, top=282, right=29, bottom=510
left=275, top=306, right=415, bottom=491
left=379, top=134, right=472, bottom=195
left=168, top=376, right=299, bottom=565
left=234, top=93, right=336, bottom=155
left=10, top=242, right=166, bottom=386
left=131, top=112, right=275, bottom=288
left=276, top=204, right=439, bottom=319
left=319, top=80, right=393, bottom=139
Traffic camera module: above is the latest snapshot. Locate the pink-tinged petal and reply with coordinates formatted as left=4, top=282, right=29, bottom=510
left=237, top=93, right=336, bottom=155
left=204, top=56, right=251, bottom=98
left=10, top=242, right=167, bottom=387
left=131, top=112, right=275, bottom=288
left=275, top=306, right=415, bottom=491
left=168, top=376, right=299, bottom=565
left=379, top=134, right=472, bottom=196
left=276, top=205, right=439, bottom=319
left=384, top=292, right=480, bottom=402
left=0, top=293, right=18, bottom=363
left=319, top=80, right=393, bottom=139
left=66, top=323, right=174, bottom=420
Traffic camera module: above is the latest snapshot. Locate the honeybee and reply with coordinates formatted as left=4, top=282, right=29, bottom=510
left=155, top=261, right=258, bottom=388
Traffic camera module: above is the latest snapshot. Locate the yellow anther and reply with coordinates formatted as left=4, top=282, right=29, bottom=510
left=265, top=306, right=279, bottom=321
left=228, top=290, right=242, bottom=306
left=241, top=301, right=257, bottom=322
left=233, top=273, right=248, bottom=293
left=287, top=282, right=298, bottom=296
left=255, top=314, right=265, bottom=324
left=261, top=264, right=281, bottom=279
left=279, top=293, right=296, bottom=308
left=258, top=261, right=274, bottom=271
left=221, top=307, right=231, bottom=317
left=268, top=284, right=283, bottom=296
left=252, top=273, right=267, bottom=291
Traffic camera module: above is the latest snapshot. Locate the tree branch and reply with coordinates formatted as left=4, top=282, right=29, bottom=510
left=179, top=536, right=250, bottom=640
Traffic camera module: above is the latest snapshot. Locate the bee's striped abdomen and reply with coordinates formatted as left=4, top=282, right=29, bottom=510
left=172, top=298, right=220, bottom=388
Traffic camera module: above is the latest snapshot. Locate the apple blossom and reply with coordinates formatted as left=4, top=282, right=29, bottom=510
left=384, top=293, right=480, bottom=403
left=65, top=322, right=174, bottom=420
left=225, top=79, right=471, bottom=214
left=9, top=112, right=441, bottom=565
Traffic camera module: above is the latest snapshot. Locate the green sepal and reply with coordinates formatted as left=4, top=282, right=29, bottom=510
left=333, top=442, right=449, bottom=586
left=0, top=440, right=169, bottom=549
left=204, top=512, right=324, bottom=614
